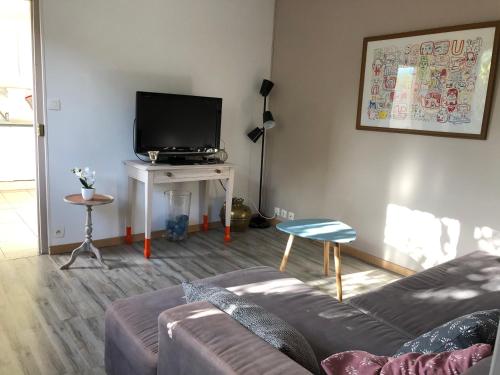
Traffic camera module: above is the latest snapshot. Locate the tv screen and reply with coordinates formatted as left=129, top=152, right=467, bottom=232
left=134, top=91, right=222, bottom=154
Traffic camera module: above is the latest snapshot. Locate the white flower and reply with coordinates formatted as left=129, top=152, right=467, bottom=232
left=71, top=166, right=96, bottom=188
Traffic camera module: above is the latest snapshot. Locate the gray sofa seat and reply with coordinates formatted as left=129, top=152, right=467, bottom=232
left=105, top=266, right=410, bottom=375
left=158, top=301, right=313, bottom=374
left=105, top=267, right=291, bottom=375
left=348, top=251, right=500, bottom=337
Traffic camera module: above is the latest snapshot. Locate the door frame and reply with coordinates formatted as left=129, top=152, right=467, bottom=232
left=30, top=0, right=49, bottom=255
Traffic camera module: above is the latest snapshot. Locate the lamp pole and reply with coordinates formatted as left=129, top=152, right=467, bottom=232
left=259, top=96, right=267, bottom=212
left=248, top=79, right=274, bottom=229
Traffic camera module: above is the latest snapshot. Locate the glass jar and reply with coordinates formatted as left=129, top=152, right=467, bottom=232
left=165, top=190, right=191, bottom=241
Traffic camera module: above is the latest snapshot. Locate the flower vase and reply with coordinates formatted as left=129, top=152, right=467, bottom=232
left=81, top=187, right=95, bottom=200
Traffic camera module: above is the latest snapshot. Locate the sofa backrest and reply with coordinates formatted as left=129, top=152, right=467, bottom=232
left=347, top=251, right=500, bottom=338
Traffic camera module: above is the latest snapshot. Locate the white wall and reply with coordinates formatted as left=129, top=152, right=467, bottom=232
left=268, top=0, right=500, bottom=271
left=41, top=0, right=275, bottom=246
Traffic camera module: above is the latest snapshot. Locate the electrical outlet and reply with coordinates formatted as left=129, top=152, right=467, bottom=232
left=280, top=209, right=287, bottom=218
left=287, top=211, right=295, bottom=220
left=274, top=207, right=280, bottom=216
left=54, top=227, right=65, bottom=238
left=47, top=99, right=61, bottom=111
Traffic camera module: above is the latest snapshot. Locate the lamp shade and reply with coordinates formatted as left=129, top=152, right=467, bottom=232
left=247, top=127, right=264, bottom=143
left=260, top=79, right=274, bottom=97
left=263, top=111, right=275, bottom=129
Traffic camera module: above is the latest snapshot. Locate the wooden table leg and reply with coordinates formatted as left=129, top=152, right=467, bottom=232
left=279, top=234, right=295, bottom=272
left=224, top=169, right=235, bottom=243
left=144, top=174, right=153, bottom=258
left=200, top=180, right=209, bottom=231
left=334, top=242, right=342, bottom=302
left=126, top=177, right=135, bottom=244
left=323, top=241, right=330, bottom=276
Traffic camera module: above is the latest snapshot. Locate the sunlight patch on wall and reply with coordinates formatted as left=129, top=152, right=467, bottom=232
left=384, top=203, right=460, bottom=268
left=474, top=226, right=500, bottom=255
left=389, top=66, right=415, bottom=129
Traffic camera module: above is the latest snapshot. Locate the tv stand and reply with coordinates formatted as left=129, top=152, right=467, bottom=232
left=123, top=160, right=235, bottom=258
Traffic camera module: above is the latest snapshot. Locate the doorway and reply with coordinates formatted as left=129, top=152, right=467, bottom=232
left=0, top=0, right=43, bottom=259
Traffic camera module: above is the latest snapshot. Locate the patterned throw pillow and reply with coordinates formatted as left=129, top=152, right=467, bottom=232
left=182, top=282, right=320, bottom=375
left=321, top=344, right=492, bottom=375
left=394, top=309, right=499, bottom=357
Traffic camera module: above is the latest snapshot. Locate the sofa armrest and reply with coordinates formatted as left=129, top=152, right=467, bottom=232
left=157, top=301, right=313, bottom=375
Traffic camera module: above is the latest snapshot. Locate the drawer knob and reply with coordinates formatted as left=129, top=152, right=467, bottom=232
left=215, top=169, right=222, bottom=174
left=166, top=172, right=173, bottom=177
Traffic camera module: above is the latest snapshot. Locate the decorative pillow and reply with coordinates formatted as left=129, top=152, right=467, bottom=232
left=321, top=344, right=492, bottom=375
left=182, top=282, right=320, bottom=375
left=394, top=309, right=499, bottom=356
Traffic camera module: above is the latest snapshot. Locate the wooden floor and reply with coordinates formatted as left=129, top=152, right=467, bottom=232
left=0, top=227, right=400, bottom=374
left=0, top=189, right=38, bottom=259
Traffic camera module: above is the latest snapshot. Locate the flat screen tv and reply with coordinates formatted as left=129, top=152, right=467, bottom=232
left=134, top=91, right=222, bottom=155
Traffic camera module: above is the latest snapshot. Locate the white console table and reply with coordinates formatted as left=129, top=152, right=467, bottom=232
left=124, top=160, right=235, bottom=258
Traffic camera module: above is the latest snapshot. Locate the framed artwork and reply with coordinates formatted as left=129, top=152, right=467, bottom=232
left=356, top=22, right=500, bottom=139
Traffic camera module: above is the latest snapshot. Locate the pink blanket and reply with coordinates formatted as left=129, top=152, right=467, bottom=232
left=321, top=343, right=492, bottom=375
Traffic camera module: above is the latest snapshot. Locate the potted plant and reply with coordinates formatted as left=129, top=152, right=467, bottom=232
left=71, top=167, right=96, bottom=200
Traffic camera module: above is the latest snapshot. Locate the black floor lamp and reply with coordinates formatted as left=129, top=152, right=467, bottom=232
left=247, top=79, right=275, bottom=228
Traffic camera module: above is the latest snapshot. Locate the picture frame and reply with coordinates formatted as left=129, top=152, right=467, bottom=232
left=356, top=21, right=500, bottom=139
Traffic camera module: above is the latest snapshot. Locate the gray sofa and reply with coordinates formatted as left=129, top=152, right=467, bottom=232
left=105, top=251, right=500, bottom=374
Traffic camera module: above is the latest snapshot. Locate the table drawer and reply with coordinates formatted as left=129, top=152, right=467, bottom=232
left=153, top=167, right=230, bottom=183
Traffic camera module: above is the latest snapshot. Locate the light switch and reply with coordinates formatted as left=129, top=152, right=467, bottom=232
left=47, top=99, right=61, bottom=111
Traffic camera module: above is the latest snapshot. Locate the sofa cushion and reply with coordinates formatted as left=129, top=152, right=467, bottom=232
left=105, top=267, right=293, bottom=375
left=321, top=344, right=492, bottom=375
left=394, top=309, right=500, bottom=356
left=105, top=266, right=410, bottom=375
left=158, top=301, right=312, bottom=375
left=348, top=251, right=500, bottom=337
left=183, top=282, right=320, bottom=374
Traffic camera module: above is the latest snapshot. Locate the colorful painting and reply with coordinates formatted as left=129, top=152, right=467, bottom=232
left=356, top=22, right=499, bottom=139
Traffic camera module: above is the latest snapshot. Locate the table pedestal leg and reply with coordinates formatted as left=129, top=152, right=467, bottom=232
left=60, top=243, right=86, bottom=270
left=279, top=234, right=295, bottom=272
left=90, top=243, right=109, bottom=269
left=334, top=242, right=342, bottom=302
left=60, top=205, right=108, bottom=270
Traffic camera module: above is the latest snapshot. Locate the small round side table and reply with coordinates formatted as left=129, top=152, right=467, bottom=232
left=60, top=194, right=114, bottom=270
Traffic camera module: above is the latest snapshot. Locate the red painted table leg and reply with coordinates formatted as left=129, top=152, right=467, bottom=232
left=125, top=226, right=133, bottom=244
left=224, top=226, right=231, bottom=242
left=144, top=238, right=151, bottom=258
left=202, top=214, right=209, bottom=231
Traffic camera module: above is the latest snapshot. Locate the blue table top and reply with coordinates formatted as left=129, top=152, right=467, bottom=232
left=276, top=219, right=356, bottom=243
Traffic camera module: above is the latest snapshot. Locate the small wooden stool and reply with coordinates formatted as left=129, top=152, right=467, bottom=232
left=276, top=219, right=356, bottom=302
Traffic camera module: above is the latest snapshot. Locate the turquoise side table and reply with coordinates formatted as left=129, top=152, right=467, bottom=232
left=276, top=219, right=356, bottom=301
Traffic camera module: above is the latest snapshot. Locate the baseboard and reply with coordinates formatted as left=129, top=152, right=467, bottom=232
left=340, top=244, right=415, bottom=277
left=305, top=239, right=415, bottom=277
left=49, top=221, right=221, bottom=255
